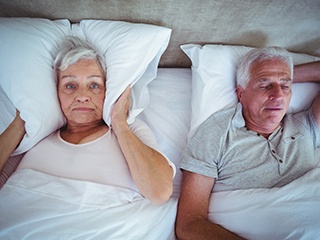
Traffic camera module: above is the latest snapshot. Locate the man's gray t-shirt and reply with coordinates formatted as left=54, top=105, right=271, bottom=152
left=180, top=103, right=320, bottom=192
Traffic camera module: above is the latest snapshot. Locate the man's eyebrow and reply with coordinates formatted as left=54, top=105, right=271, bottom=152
left=257, top=78, right=292, bottom=83
left=280, top=78, right=292, bottom=82
left=258, top=78, right=270, bottom=83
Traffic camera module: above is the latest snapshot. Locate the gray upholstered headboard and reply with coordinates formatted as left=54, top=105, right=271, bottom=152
left=0, top=0, right=319, bottom=67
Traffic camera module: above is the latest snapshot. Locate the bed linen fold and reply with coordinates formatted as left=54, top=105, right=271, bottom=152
left=0, top=169, right=177, bottom=240
left=208, top=166, right=320, bottom=239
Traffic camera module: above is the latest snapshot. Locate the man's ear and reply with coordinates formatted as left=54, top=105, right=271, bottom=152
left=236, top=86, right=243, bottom=101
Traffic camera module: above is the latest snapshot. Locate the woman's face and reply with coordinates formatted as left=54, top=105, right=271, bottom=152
left=57, top=59, right=106, bottom=126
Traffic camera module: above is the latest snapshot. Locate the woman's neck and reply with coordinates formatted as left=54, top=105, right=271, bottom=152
left=60, top=121, right=109, bottom=144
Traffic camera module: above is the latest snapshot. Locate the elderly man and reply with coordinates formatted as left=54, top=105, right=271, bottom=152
left=176, top=47, right=320, bottom=239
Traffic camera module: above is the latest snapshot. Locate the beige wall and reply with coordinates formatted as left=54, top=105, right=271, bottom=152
left=1, top=0, right=319, bottom=67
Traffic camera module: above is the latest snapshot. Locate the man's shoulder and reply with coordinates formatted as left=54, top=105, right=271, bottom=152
left=203, top=107, right=236, bottom=126
left=195, top=107, right=236, bottom=138
left=283, top=109, right=311, bottom=126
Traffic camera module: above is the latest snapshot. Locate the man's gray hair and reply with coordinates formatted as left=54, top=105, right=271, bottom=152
left=236, top=47, right=293, bottom=88
left=54, top=36, right=106, bottom=73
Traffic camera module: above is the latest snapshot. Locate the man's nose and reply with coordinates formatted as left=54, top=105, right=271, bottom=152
left=269, top=85, right=284, bottom=101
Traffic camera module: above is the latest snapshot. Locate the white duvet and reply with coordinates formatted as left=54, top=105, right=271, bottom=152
left=0, top=167, right=319, bottom=240
left=0, top=169, right=177, bottom=240
left=209, top=165, right=320, bottom=239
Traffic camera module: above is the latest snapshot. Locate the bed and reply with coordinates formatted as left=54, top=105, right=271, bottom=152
left=0, top=1, right=320, bottom=239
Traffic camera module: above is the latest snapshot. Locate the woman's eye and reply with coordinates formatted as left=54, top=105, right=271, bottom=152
left=66, top=84, right=75, bottom=89
left=90, top=83, right=99, bottom=89
left=90, top=83, right=101, bottom=89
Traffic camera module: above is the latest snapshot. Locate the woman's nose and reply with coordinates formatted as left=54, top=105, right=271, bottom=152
left=75, top=89, right=90, bottom=102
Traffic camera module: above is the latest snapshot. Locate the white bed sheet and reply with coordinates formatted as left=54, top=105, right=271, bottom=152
left=138, top=68, right=192, bottom=197
left=209, top=164, right=320, bottom=239
left=0, top=169, right=177, bottom=240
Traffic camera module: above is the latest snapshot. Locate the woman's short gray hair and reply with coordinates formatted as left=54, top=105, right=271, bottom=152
left=236, top=47, right=293, bottom=88
left=54, top=36, right=106, bottom=73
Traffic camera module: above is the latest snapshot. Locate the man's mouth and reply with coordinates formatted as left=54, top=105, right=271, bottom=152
left=264, top=107, right=283, bottom=111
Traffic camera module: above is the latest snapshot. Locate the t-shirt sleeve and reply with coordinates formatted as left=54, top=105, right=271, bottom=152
left=307, top=108, right=320, bottom=148
left=179, top=114, right=221, bottom=179
left=292, top=108, right=320, bottom=149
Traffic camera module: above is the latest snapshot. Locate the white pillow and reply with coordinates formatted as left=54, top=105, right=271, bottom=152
left=0, top=18, right=70, bottom=156
left=0, top=18, right=171, bottom=156
left=72, top=20, right=172, bottom=125
left=181, top=44, right=320, bottom=139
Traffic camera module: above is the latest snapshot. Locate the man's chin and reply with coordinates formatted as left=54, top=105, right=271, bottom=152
left=265, top=114, right=284, bottom=125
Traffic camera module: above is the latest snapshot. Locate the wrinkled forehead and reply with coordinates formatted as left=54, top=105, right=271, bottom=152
left=56, top=59, right=106, bottom=83
left=249, top=58, right=291, bottom=80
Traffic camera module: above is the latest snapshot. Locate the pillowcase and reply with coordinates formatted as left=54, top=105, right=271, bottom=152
left=0, top=17, right=171, bottom=156
left=72, top=20, right=172, bottom=125
left=181, top=44, right=320, bottom=139
left=0, top=18, right=70, bottom=156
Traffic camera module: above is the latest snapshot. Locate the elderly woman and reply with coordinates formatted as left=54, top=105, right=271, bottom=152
left=0, top=36, right=175, bottom=205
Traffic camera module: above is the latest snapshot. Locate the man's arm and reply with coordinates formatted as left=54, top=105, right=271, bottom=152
left=293, top=61, right=320, bottom=83
left=294, top=61, right=320, bottom=130
left=176, top=170, right=243, bottom=240
left=0, top=111, right=25, bottom=173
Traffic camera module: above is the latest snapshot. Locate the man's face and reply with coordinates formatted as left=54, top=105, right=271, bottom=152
left=57, top=59, right=106, bottom=126
left=237, top=58, right=292, bottom=133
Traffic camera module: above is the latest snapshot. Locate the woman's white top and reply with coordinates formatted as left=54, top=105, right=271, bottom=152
left=18, top=119, right=175, bottom=192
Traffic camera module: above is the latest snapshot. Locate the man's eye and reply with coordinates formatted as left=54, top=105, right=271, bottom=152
left=281, top=85, right=290, bottom=90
